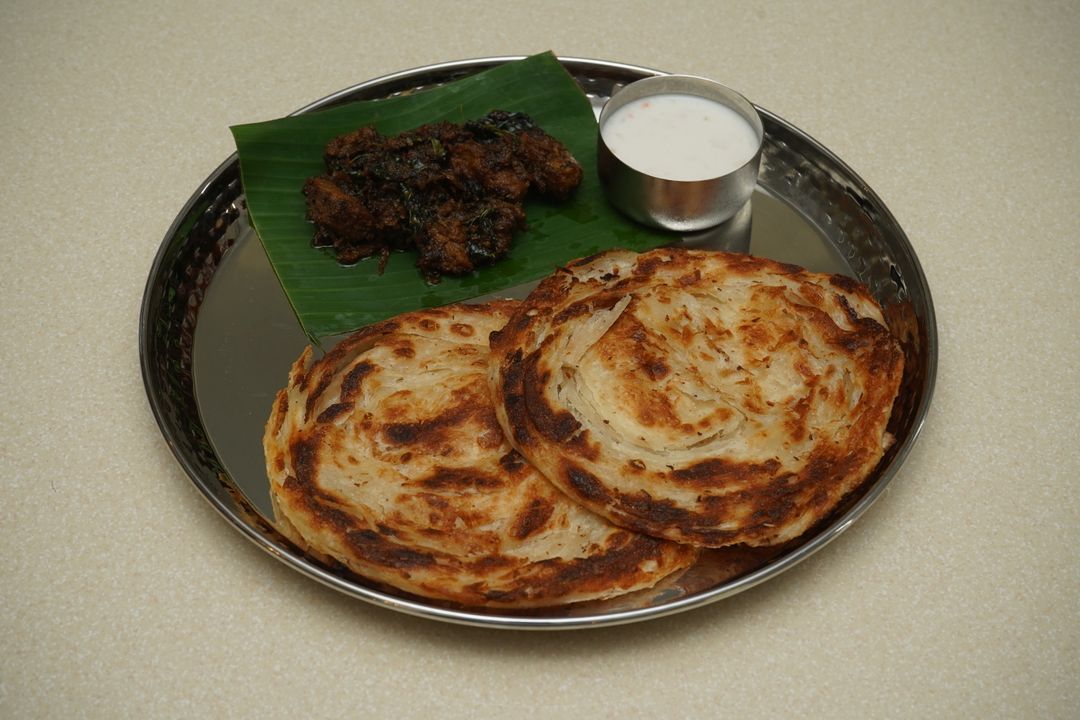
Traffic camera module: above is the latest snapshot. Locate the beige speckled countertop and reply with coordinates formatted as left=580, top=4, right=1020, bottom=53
left=3, top=1, right=1078, bottom=717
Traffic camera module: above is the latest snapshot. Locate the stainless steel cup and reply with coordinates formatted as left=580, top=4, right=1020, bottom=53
left=597, top=75, right=764, bottom=232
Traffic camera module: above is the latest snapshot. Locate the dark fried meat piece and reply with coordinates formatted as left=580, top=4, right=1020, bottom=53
left=303, top=176, right=375, bottom=245
left=302, top=111, right=582, bottom=281
left=448, top=139, right=530, bottom=202
left=516, top=129, right=585, bottom=200
left=414, top=199, right=526, bottom=279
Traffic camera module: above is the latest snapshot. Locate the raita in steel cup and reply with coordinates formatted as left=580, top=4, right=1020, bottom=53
left=597, top=75, right=764, bottom=232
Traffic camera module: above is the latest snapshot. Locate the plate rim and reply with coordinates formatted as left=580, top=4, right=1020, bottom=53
left=139, top=54, right=938, bottom=630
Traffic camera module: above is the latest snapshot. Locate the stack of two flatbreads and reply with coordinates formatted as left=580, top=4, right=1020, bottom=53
left=264, top=248, right=904, bottom=608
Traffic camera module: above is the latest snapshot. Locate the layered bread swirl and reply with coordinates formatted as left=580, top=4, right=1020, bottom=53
left=263, top=301, right=697, bottom=607
left=489, top=249, right=904, bottom=548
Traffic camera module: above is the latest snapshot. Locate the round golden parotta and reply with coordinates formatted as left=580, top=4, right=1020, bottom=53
left=263, top=300, right=696, bottom=608
left=489, top=249, right=904, bottom=548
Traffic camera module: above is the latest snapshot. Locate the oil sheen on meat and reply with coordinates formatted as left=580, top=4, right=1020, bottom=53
left=302, top=111, right=583, bottom=282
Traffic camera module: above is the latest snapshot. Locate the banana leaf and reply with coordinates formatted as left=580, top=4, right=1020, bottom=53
left=230, top=52, right=670, bottom=342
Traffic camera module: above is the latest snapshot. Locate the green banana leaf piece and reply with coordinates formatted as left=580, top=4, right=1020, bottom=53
left=230, top=52, right=670, bottom=341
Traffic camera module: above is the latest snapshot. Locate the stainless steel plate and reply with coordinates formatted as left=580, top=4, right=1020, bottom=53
left=140, top=56, right=937, bottom=629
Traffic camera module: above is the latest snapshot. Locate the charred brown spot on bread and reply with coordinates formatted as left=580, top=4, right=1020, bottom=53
left=472, top=554, right=515, bottom=571
left=525, top=275, right=576, bottom=309
left=417, top=492, right=450, bottom=512
left=380, top=400, right=478, bottom=448
left=450, top=322, right=475, bottom=337
left=724, top=252, right=792, bottom=278
left=511, top=497, right=555, bottom=540
left=480, top=533, right=686, bottom=604
left=483, top=299, right=519, bottom=318
left=793, top=356, right=816, bottom=379
left=834, top=326, right=876, bottom=354
left=345, top=529, right=436, bottom=569
left=304, top=376, right=334, bottom=421
left=633, top=253, right=667, bottom=278
left=783, top=397, right=813, bottom=443
left=313, top=504, right=356, bottom=534
left=269, top=390, right=289, bottom=436
left=476, top=425, right=506, bottom=450
left=564, top=430, right=601, bottom=461
left=563, top=463, right=609, bottom=502
left=552, top=300, right=596, bottom=325
left=688, top=527, right=743, bottom=546
left=613, top=317, right=670, bottom=381
left=711, top=407, right=735, bottom=424
left=671, top=457, right=783, bottom=487
left=677, top=269, right=702, bottom=287
left=289, top=435, right=320, bottom=489
left=315, top=402, right=353, bottom=424
left=469, top=399, right=509, bottom=448
left=340, top=360, right=376, bottom=401
left=502, top=309, right=540, bottom=345
left=748, top=479, right=800, bottom=524
left=280, top=475, right=301, bottom=495
left=801, top=452, right=839, bottom=486
left=550, top=533, right=656, bottom=584
left=393, top=344, right=416, bottom=359
left=829, top=273, right=862, bottom=295
left=498, top=349, right=535, bottom=448
left=643, top=357, right=670, bottom=381
left=797, top=283, right=826, bottom=308
left=480, top=588, right=516, bottom=603
left=417, top=466, right=504, bottom=490
left=497, top=450, right=528, bottom=474
left=523, top=353, right=581, bottom=442
left=623, top=384, right=680, bottom=428
left=617, top=490, right=695, bottom=528
left=833, top=293, right=863, bottom=326
left=738, top=319, right=773, bottom=350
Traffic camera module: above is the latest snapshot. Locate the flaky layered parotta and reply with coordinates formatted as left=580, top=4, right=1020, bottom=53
left=264, top=301, right=696, bottom=607
left=488, top=249, right=904, bottom=548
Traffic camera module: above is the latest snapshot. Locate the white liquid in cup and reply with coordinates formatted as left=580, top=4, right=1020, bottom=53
left=601, top=93, right=761, bottom=182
